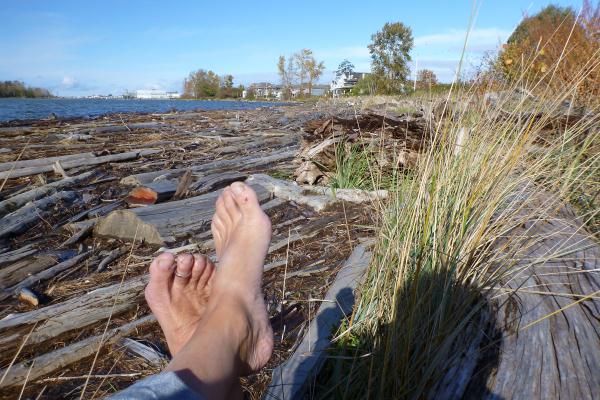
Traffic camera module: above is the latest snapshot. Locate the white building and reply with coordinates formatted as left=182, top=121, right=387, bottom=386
left=135, top=90, right=181, bottom=99
left=330, top=72, right=369, bottom=97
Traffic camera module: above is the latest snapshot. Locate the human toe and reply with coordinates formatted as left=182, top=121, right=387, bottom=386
left=189, top=254, right=207, bottom=287
left=173, top=253, right=194, bottom=290
left=197, top=256, right=215, bottom=290
left=230, top=181, right=259, bottom=207
left=146, top=252, right=175, bottom=302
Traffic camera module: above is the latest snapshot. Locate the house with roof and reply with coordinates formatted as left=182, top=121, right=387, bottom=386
left=330, top=72, right=369, bottom=97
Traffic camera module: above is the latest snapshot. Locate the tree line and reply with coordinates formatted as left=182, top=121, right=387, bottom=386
left=0, top=81, right=53, bottom=98
left=182, top=70, right=243, bottom=99
left=336, top=1, right=598, bottom=99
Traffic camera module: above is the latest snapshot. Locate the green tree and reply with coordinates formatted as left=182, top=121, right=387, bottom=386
left=183, top=69, right=221, bottom=98
left=218, top=74, right=235, bottom=98
left=0, top=81, right=52, bottom=98
left=368, top=21, right=414, bottom=93
left=416, top=69, right=438, bottom=90
left=336, top=59, right=355, bottom=77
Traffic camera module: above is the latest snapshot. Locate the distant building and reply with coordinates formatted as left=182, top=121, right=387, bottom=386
left=135, top=90, right=181, bottom=99
left=330, top=72, right=369, bottom=97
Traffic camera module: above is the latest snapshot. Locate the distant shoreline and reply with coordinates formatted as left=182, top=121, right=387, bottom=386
left=0, top=98, right=293, bottom=124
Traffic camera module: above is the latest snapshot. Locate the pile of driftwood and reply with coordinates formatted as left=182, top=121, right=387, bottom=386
left=0, top=104, right=386, bottom=399
left=294, top=109, right=431, bottom=185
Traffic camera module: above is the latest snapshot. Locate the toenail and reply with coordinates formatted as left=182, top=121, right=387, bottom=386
left=158, top=257, right=174, bottom=270
left=231, top=182, right=245, bottom=195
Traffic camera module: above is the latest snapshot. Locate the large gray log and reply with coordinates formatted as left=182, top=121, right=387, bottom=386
left=90, top=122, right=163, bottom=134
left=0, top=315, right=156, bottom=388
left=0, top=152, right=94, bottom=173
left=120, top=148, right=298, bottom=186
left=0, top=191, right=79, bottom=239
left=265, top=240, right=374, bottom=400
left=0, top=149, right=160, bottom=180
left=0, top=171, right=95, bottom=217
left=478, top=201, right=600, bottom=400
left=94, top=184, right=271, bottom=245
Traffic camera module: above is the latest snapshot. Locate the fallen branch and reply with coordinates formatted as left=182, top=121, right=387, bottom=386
left=248, top=174, right=387, bottom=212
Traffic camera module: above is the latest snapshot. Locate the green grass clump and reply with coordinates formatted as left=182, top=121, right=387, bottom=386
left=330, top=142, right=374, bottom=191
left=314, top=50, right=599, bottom=399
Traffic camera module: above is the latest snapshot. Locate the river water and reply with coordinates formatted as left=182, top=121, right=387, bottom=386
left=0, top=98, right=283, bottom=122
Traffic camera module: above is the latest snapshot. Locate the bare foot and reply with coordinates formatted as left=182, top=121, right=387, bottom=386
left=210, top=182, right=274, bottom=373
left=145, top=252, right=215, bottom=355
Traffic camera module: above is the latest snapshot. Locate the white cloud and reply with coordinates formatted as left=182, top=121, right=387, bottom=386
left=415, top=28, right=511, bottom=49
left=61, top=76, right=76, bottom=88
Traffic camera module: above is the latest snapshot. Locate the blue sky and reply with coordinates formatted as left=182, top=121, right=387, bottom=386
left=0, top=0, right=585, bottom=96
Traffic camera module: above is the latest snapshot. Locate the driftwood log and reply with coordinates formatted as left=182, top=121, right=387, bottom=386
left=0, top=243, right=38, bottom=265
left=0, top=191, right=79, bottom=239
left=480, top=201, right=599, bottom=399
left=0, top=251, right=93, bottom=301
left=0, top=152, right=95, bottom=172
left=95, top=184, right=271, bottom=245
left=120, top=148, right=297, bottom=186
left=0, top=275, right=148, bottom=354
left=0, top=149, right=160, bottom=180
left=0, top=252, right=70, bottom=290
left=265, top=240, right=374, bottom=399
